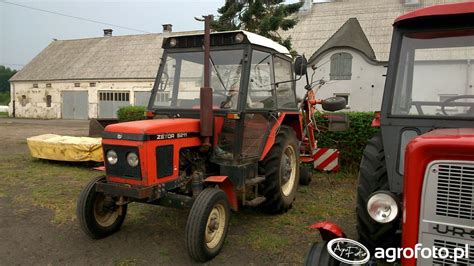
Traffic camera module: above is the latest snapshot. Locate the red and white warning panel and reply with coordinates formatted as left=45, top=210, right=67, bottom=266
left=313, top=148, right=340, bottom=172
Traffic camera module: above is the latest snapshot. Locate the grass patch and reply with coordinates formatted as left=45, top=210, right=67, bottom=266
left=0, top=112, right=8, bottom=118
left=0, top=154, right=96, bottom=223
left=0, top=154, right=358, bottom=264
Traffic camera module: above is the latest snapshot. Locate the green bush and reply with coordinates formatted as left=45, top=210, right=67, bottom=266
left=314, top=112, right=380, bottom=170
left=117, top=106, right=146, bottom=122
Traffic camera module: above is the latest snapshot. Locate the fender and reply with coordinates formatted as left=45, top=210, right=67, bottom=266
left=204, top=176, right=238, bottom=211
left=260, top=112, right=303, bottom=161
left=309, top=221, right=346, bottom=241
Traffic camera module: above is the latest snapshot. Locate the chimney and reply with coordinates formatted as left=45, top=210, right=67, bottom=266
left=162, top=24, right=173, bottom=34
left=103, top=29, right=113, bottom=37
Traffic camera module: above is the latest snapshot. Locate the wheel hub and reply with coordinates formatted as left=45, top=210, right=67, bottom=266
left=205, top=204, right=226, bottom=249
left=93, top=194, right=121, bottom=227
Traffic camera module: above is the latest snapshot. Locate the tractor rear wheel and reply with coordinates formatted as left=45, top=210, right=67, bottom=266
left=77, top=175, right=127, bottom=239
left=185, top=188, right=230, bottom=262
left=261, top=126, right=300, bottom=213
left=356, top=133, right=399, bottom=252
left=299, top=165, right=312, bottom=185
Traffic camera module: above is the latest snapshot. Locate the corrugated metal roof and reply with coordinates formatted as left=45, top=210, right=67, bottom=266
left=10, top=31, right=200, bottom=82
left=283, top=0, right=466, bottom=62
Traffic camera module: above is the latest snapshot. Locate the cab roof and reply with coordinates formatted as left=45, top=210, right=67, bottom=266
left=163, top=30, right=290, bottom=55
left=395, top=2, right=474, bottom=25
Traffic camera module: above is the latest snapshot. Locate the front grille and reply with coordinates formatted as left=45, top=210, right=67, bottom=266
left=432, top=239, right=474, bottom=265
left=103, top=145, right=142, bottom=180
left=435, top=164, right=474, bottom=220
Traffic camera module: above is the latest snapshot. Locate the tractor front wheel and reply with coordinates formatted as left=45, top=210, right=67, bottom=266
left=261, top=126, right=300, bottom=213
left=77, top=175, right=127, bottom=239
left=185, top=188, right=230, bottom=262
left=304, top=242, right=338, bottom=266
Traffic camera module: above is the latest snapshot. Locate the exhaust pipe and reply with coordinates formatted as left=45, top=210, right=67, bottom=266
left=199, top=15, right=213, bottom=148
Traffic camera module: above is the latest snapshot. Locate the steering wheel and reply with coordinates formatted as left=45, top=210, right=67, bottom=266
left=440, top=95, right=474, bottom=116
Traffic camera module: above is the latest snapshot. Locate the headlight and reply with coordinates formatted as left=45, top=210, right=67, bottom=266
left=106, top=150, right=118, bottom=165
left=169, top=38, right=177, bottom=47
left=126, top=152, right=139, bottom=167
left=367, top=192, right=399, bottom=224
left=235, top=33, right=244, bottom=43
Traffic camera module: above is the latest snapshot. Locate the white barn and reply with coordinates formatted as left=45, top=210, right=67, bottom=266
left=9, top=27, right=198, bottom=119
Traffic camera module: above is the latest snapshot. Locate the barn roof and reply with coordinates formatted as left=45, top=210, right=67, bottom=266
left=10, top=31, right=199, bottom=82
left=282, top=0, right=465, bottom=62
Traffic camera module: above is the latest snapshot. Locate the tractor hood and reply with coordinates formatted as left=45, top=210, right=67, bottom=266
left=104, top=118, right=200, bottom=136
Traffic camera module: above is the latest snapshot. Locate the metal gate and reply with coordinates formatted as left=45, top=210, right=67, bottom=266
left=62, top=91, right=88, bottom=119
left=98, top=91, right=130, bottom=119
left=134, top=91, right=152, bottom=107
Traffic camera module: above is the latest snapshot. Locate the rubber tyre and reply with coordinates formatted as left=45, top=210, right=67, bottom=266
left=77, top=175, right=127, bottom=239
left=185, top=188, right=230, bottom=262
left=356, top=133, right=399, bottom=252
left=299, top=166, right=312, bottom=186
left=304, top=242, right=338, bottom=266
left=260, top=126, right=300, bottom=214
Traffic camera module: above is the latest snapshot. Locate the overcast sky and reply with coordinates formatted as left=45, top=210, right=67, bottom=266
left=0, top=0, right=228, bottom=70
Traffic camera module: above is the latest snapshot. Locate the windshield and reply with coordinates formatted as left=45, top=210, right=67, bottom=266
left=152, top=50, right=244, bottom=110
left=391, top=30, right=474, bottom=117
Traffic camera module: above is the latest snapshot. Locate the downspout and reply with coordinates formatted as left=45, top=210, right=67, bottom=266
left=11, top=82, right=15, bottom=118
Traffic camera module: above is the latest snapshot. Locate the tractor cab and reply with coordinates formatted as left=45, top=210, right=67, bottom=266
left=148, top=31, right=300, bottom=164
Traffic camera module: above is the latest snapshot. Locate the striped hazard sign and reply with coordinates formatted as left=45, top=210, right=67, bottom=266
left=313, top=148, right=340, bottom=172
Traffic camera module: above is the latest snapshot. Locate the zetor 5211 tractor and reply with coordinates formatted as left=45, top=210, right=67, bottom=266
left=76, top=16, right=346, bottom=262
left=306, top=3, right=474, bottom=266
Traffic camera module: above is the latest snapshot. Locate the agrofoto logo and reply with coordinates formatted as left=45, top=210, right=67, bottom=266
left=327, top=238, right=371, bottom=264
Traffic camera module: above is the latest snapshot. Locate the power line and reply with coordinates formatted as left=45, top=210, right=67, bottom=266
left=0, top=0, right=151, bottom=34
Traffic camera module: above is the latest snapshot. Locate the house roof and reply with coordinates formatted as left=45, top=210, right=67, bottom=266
left=283, top=0, right=466, bottom=62
left=308, top=17, right=375, bottom=64
left=10, top=31, right=200, bottom=82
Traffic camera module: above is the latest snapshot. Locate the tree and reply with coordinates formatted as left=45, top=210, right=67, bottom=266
left=0, top=66, right=16, bottom=105
left=0, top=65, right=17, bottom=93
left=211, top=0, right=303, bottom=54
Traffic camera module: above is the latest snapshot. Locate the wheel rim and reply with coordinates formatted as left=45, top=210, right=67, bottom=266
left=93, top=193, right=121, bottom=227
left=205, top=203, right=226, bottom=249
left=281, top=145, right=297, bottom=196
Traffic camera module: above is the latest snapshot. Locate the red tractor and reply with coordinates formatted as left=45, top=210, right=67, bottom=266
left=306, top=2, right=474, bottom=265
left=76, top=16, right=346, bottom=262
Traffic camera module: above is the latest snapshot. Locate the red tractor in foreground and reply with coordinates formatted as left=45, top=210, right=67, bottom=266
left=76, top=16, right=346, bottom=262
left=306, top=2, right=474, bottom=265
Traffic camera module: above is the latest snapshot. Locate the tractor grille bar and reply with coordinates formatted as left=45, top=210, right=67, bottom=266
left=432, top=239, right=474, bottom=265
left=435, top=164, right=474, bottom=220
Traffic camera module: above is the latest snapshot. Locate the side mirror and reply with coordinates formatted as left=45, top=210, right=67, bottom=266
left=321, top=97, right=347, bottom=112
left=294, top=55, right=307, bottom=76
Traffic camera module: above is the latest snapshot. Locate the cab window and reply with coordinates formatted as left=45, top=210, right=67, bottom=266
left=274, top=56, right=297, bottom=109
left=247, top=50, right=275, bottom=109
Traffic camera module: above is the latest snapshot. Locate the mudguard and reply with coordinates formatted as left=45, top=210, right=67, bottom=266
left=309, top=221, right=346, bottom=241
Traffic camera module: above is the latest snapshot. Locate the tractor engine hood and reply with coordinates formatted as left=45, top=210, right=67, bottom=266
left=103, top=118, right=201, bottom=141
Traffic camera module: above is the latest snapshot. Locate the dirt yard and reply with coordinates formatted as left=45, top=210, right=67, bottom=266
left=0, top=118, right=358, bottom=265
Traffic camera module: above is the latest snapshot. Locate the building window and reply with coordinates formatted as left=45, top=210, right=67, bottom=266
left=21, top=95, right=27, bottom=106
left=155, top=91, right=170, bottom=103
left=330, top=52, right=352, bottom=80
left=74, top=83, right=80, bottom=87
left=33, top=84, right=38, bottom=88
left=334, top=93, right=349, bottom=109
left=99, top=91, right=130, bottom=102
left=46, top=83, right=51, bottom=88
left=46, top=95, right=52, bottom=107
left=90, top=82, right=96, bottom=87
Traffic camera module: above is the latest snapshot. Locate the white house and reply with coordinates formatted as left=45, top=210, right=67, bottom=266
left=286, top=0, right=469, bottom=111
